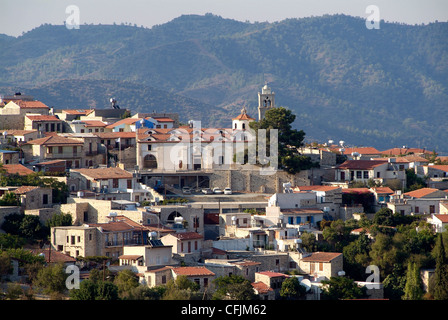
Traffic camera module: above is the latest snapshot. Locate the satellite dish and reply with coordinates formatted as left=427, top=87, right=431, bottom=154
left=328, top=140, right=334, bottom=144
left=351, top=152, right=360, bottom=158
left=300, top=279, right=311, bottom=292
left=339, top=140, right=345, bottom=146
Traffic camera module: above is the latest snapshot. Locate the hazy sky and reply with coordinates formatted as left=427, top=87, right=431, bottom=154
left=1, top=0, right=447, bottom=37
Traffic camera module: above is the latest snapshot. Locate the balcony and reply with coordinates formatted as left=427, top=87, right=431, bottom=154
left=45, top=152, right=81, bottom=159
left=105, top=239, right=143, bottom=247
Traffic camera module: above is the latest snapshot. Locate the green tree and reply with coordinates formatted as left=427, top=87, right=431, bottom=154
left=429, top=234, right=448, bottom=299
left=322, top=219, right=352, bottom=251
left=280, top=277, right=307, bottom=300
left=96, top=281, right=119, bottom=300
left=342, top=232, right=371, bottom=280
left=5, top=282, right=23, bottom=300
left=33, top=263, right=68, bottom=295
left=402, top=261, right=423, bottom=300
left=46, top=211, right=72, bottom=228
left=212, top=275, right=256, bottom=300
left=20, top=215, right=47, bottom=240
left=300, top=231, right=317, bottom=252
left=383, top=263, right=407, bottom=300
left=0, top=192, right=20, bottom=206
left=127, top=285, right=166, bottom=300
left=321, top=276, right=367, bottom=300
left=114, top=269, right=139, bottom=299
left=405, top=169, right=427, bottom=191
left=162, top=275, right=200, bottom=300
left=372, top=208, right=395, bottom=226
left=249, top=107, right=318, bottom=174
left=70, top=279, right=97, bottom=300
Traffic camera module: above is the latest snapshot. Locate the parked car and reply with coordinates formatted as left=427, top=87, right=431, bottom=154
left=202, top=188, right=213, bottom=194
left=224, top=187, right=232, bottom=195
left=213, top=187, right=223, bottom=194
left=182, top=187, right=191, bottom=194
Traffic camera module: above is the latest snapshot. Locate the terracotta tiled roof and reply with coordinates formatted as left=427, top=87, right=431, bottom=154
left=380, top=148, right=432, bottom=156
left=371, top=187, right=394, bottom=194
left=342, top=188, right=372, bottom=194
left=72, top=167, right=133, bottom=179
left=105, top=118, right=141, bottom=129
left=14, top=100, right=49, bottom=109
left=337, top=160, right=387, bottom=170
left=26, top=115, right=61, bottom=121
left=404, top=188, right=442, bottom=198
left=63, top=109, right=93, bottom=115
left=152, top=117, right=174, bottom=122
left=257, top=271, right=289, bottom=278
left=252, top=281, right=273, bottom=294
left=4, top=130, right=37, bottom=136
left=169, top=232, right=203, bottom=240
left=427, top=165, right=448, bottom=172
left=118, top=255, right=143, bottom=260
left=2, top=164, right=34, bottom=175
left=232, top=113, right=255, bottom=121
left=170, top=266, right=215, bottom=277
left=29, top=248, right=76, bottom=263
left=82, top=120, right=108, bottom=127
left=301, top=252, right=342, bottom=262
left=12, top=186, right=39, bottom=194
left=211, top=247, right=227, bottom=255
left=343, top=147, right=381, bottom=155
left=434, top=215, right=448, bottom=223
left=25, top=135, right=83, bottom=146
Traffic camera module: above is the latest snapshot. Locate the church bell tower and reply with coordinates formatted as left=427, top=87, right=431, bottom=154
left=257, top=83, right=275, bottom=121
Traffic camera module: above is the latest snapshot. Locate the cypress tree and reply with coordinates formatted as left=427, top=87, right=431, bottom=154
left=430, top=234, right=448, bottom=300
left=403, top=261, right=423, bottom=300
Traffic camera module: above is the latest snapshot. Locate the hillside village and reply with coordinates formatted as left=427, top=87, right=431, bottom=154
left=1, top=86, right=448, bottom=301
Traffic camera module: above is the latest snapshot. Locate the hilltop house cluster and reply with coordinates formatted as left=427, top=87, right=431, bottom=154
left=1, top=87, right=447, bottom=299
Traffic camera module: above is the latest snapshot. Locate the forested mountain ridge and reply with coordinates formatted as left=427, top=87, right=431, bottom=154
left=1, top=14, right=447, bottom=151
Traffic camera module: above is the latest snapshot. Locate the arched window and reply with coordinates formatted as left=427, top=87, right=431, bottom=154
left=143, top=154, right=157, bottom=169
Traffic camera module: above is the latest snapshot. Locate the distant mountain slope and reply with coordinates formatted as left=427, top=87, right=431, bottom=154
left=1, top=14, right=447, bottom=152
left=0, top=79, right=228, bottom=128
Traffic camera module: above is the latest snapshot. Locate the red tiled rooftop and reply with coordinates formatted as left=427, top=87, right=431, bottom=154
left=170, top=266, right=215, bottom=277
left=404, top=188, right=442, bottom=198
left=342, top=147, right=381, bottom=155
left=25, top=135, right=83, bottom=146
left=13, top=100, right=49, bottom=109
left=257, top=271, right=289, bottom=278
left=29, top=248, right=76, bottom=263
left=72, top=167, right=133, bottom=179
left=169, top=232, right=203, bottom=240
left=434, top=215, right=448, bottom=223
left=252, top=281, right=273, bottom=294
left=12, top=186, right=39, bottom=194
left=2, top=164, right=34, bottom=176
left=301, top=252, right=342, bottom=262
left=337, top=160, right=387, bottom=170
left=26, top=115, right=61, bottom=121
